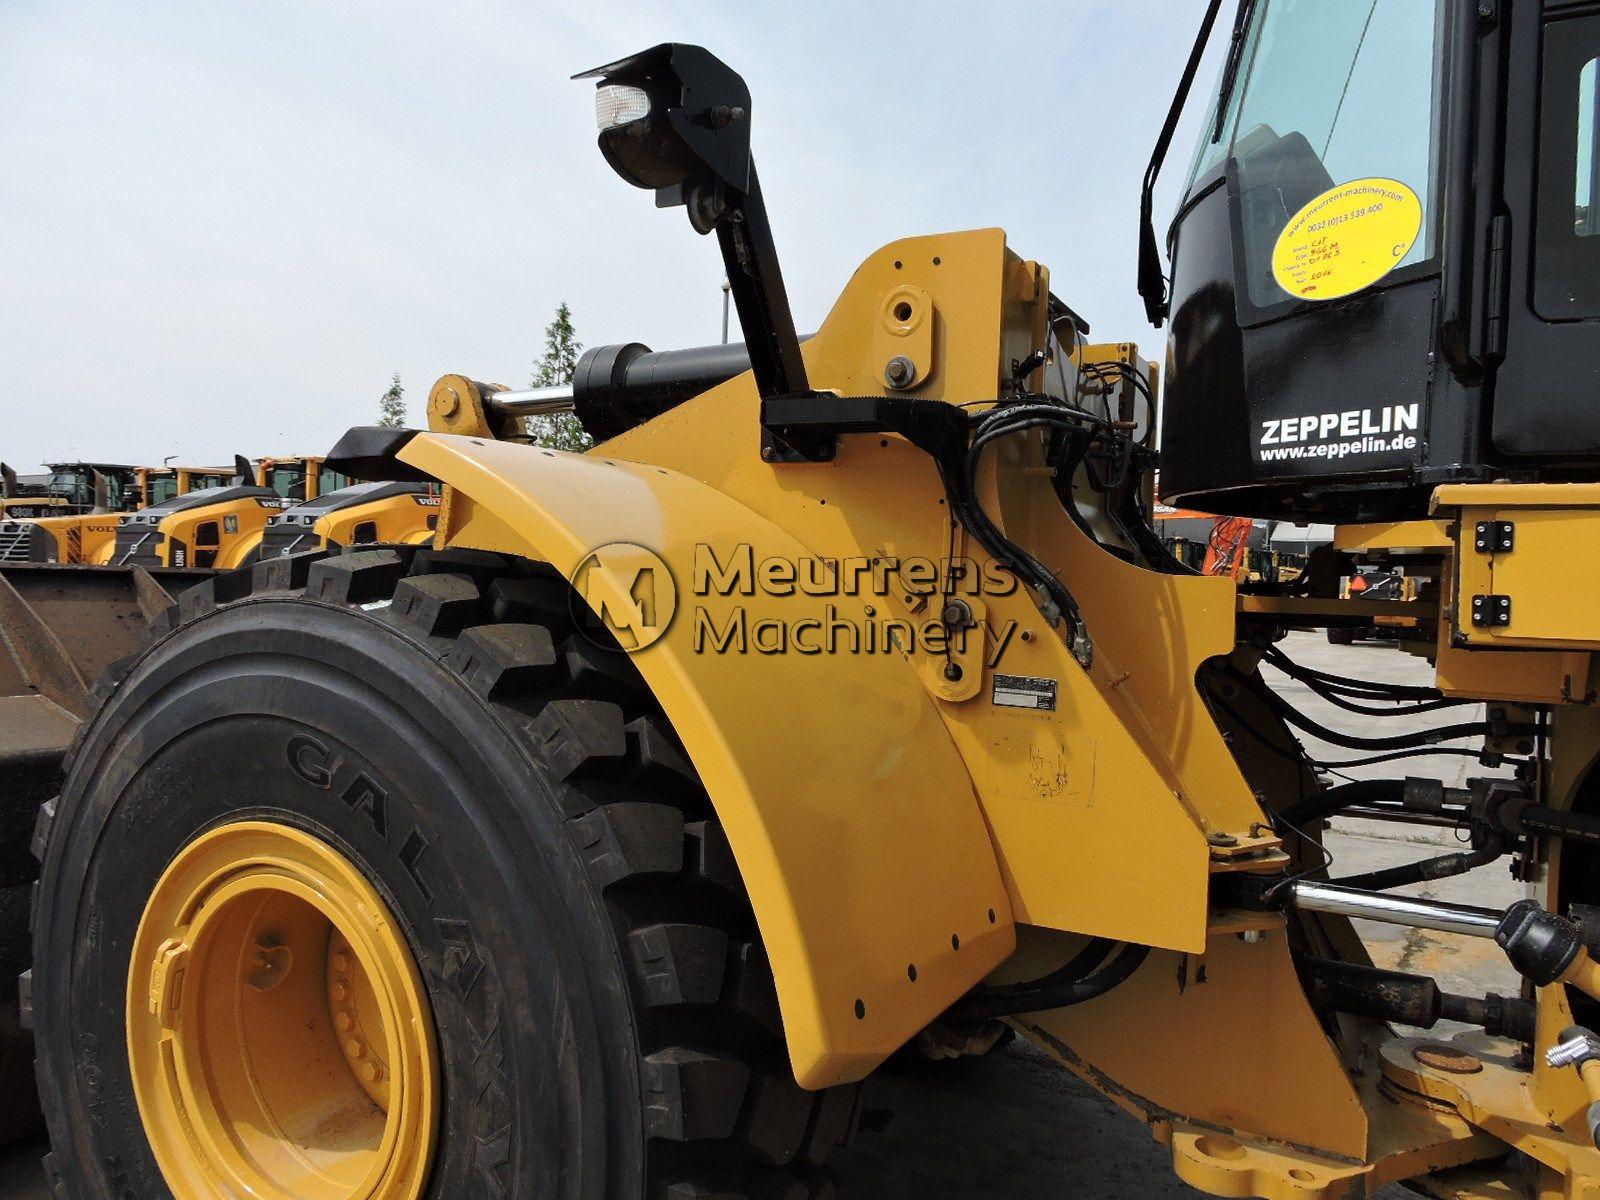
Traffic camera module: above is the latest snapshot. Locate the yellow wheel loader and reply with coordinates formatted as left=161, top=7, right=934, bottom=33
left=0, top=462, right=140, bottom=564
left=23, top=9, right=1600, bottom=1199
left=109, top=477, right=291, bottom=569
left=0, top=464, right=72, bottom=520
left=257, top=480, right=442, bottom=559
left=0, top=462, right=237, bottom=565
left=106, top=456, right=421, bottom=569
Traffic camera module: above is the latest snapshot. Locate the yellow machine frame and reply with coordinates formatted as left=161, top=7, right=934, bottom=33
left=394, top=228, right=1600, bottom=1196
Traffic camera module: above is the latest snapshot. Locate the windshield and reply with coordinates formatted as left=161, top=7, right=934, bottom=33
left=266, top=464, right=309, bottom=501
left=47, top=470, right=126, bottom=509
left=47, top=470, right=91, bottom=506
left=318, top=467, right=351, bottom=495
left=1187, top=0, right=1449, bottom=309
left=147, top=476, right=178, bottom=506
left=1581, top=58, right=1598, bottom=238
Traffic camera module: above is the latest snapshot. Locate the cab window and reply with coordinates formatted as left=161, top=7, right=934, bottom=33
left=1187, top=0, right=1449, bottom=310
left=318, top=468, right=351, bottom=495
left=266, top=466, right=308, bottom=501
left=1535, top=21, right=1600, bottom=319
left=48, top=471, right=90, bottom=506
left=1580, top=59, right=1598, bottom=238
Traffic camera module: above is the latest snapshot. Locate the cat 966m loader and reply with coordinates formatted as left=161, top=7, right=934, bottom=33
left=24, top=7, right=1600, bottom=1198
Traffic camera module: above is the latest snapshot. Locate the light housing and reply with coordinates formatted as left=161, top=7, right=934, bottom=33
left=594, top=84, right=651, bottom=132
left=575, top=44, right=752, bottom=203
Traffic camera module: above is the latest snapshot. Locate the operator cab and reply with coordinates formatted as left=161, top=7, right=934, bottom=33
left=1156, top=0, right=1600, bottom=522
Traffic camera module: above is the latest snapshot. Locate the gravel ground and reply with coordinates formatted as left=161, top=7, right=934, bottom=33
left=0, top=633, right=1523, bottom=1198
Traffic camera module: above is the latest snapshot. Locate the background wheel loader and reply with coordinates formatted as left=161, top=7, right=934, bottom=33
left=19, top=4, right=1600, bottom=1198
left=0, top=462, right=237, bottom=565
left=107, top=454, right=433, bottom=569
left=0, top=462, right=139, bottom=564
left=0, top=465, right=70, bottom=520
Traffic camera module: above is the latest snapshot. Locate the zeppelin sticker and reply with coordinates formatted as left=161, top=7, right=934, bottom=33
left=1258, top=403, right=1420, bottom=463
left=1271, top=177, right=1423, bottom=302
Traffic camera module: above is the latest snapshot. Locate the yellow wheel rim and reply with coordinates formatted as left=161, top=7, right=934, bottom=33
left=127, top=822, right=439, bottom=1200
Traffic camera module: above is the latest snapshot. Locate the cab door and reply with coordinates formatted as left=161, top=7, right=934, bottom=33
left=1493, top=1, right=1600, bottom=459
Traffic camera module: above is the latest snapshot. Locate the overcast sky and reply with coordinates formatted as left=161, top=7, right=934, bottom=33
left=0, top=1, right=1227, bottom=473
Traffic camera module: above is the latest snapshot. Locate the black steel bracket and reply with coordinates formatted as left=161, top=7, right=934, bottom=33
left=1471, top=593, right=1513, bottom=627
left=1474, top=520, right=1515, bottom=554
left=759, top=394, right=971, bottom=473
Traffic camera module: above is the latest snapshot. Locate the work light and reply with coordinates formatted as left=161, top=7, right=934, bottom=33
left=594, top=84, right=651, bottom=131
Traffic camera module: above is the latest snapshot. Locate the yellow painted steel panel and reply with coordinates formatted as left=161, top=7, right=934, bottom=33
left=1442, top=491, right=1600, bottom=652
left=1015, top=931, right=1369, bottom=1159
left=400, top=432, right=1015, bottom=1089
left=1335, top=520, right=1452, bottom=551
left=600, top=230, right=1254, bottom=954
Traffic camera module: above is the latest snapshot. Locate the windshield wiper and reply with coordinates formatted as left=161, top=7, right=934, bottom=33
left=1138, top=0, right=1231, bottom=327
left=1211, top=0, right=1260, bottom=145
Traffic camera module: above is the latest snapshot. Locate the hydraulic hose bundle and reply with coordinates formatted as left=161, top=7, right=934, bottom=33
left=954, top=939, right=1152, bottom=1020
left=942, top=360, right=1163, bottom=668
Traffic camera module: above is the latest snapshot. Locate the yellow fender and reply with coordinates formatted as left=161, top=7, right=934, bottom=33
left=399, top=432, right=1015, bottom=1089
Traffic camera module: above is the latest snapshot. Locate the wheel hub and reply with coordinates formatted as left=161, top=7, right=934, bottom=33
left=127, top=821, right=438, bottom=1200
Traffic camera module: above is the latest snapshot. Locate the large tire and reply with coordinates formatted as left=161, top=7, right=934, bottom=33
left=0, top=738, right=54, bottom=1144
left=29, top=545, right=858, bottom=1199
left=0, top=885, right=40, bottom=1146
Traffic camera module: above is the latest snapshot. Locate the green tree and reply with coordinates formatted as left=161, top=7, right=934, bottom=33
left=527, top=302, right=592, bottom=451
left=377, top=373, right=407, bottom=428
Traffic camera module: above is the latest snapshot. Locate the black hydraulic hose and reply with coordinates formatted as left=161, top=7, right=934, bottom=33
left=956, top=410, right=1096, bottom=658
left=1239, top=670, right=1491, bottom=751
left=1517, top=805, right=1600, bottom=850
left=1280, top=779, right=1404, bottom=827
left=1273, top=701, right=1491, bottom=752
left=1329, top=842, right=1504, bottom=892
left=956, top=942, right=1150, bottom=1021
left=1297, top=954, right=1535, bottom=1041
left=963, top=937, right=1115, bottom=1006
left=1315, top=746, right=1490, bottom=770
left=1263, top=650, right=1472, bottom=717
left=1262, top=647, right=1446, bottom=702
left=1294, top=688, right=1470, bottom=720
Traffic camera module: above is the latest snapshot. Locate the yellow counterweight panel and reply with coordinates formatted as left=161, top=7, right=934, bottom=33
left=75, top=516, right=122, bottom=564
left=399, top=432, right=1016, bottom=1089
left=27, top=514, right=121, bottom=564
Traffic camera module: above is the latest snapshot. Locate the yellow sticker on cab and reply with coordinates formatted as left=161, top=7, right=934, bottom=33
left=1271, top=177, right=1423, bottom=302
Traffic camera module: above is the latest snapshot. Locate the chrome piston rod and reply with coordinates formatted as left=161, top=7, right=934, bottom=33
left=1288, top=880, right=1505, bottom=939
left=486, top=385, right=576, bottom=417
